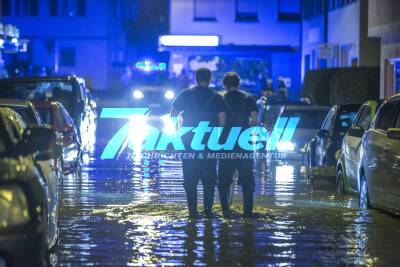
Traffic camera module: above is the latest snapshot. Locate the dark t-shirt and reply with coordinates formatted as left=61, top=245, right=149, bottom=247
left=172, top=86, right=225, bottom=127
left=223, top=90, right=257, bottom=127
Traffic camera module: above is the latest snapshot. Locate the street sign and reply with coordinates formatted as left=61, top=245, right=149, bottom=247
left=318, top=43, right=334, bottom=59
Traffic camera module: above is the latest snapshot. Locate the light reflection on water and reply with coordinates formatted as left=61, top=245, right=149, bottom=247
left=57, top=150, right=400, bottom=266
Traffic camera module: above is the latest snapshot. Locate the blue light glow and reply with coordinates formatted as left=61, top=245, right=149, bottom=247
left=159, top=35, right=219, bottom=47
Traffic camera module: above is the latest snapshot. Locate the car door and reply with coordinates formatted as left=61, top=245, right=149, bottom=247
left=7, top=114, right=59, bottom=247
left=346, top=106, right=372, bottom=189
left=383, top=103, right=400, bottom=211
left=316, top=108, right=336, bottom=167
left=366, top=101, right=399, bottom=206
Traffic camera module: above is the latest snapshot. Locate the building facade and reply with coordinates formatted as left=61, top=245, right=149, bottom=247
left=368, top=0, right=400, bottom=98
left=1, top=0, right=133, bottom=90
left=164, top=0, right=302, bottom=98
left=301, top=0, right=380, bottom=80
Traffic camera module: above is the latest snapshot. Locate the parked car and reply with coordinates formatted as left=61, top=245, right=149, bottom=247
left=257, top=96, right=309, bottom=132
left=307, top=104, right=361, bottom=178
left=358, top=94, right=400, bottom=213
left=0, top=76, right=93, bottom=151
left=34, top=101, right=81, bottom=176
left=0, top=107, right=61, bottom=266
left=336, top=100, right=383, bottom=196
left=271, top=105, right=330, bottom=162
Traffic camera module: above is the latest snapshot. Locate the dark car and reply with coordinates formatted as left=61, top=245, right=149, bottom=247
left=271, top=105, right=330, bottom=162
left=336, top=100, right=383, bottom=196
left=0, top=107, right=61, bottom=267
left=0, top=76, right=91, bottom=148
left=257, top=96, right=310, bottom=132
left=307, top=104, right=361, bottom=179
left=34, top=101, right=81, bottom=176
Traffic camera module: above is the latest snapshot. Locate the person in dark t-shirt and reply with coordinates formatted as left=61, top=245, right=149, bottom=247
left=171, top=68, right=226, bottom=218
left=218, top=72, right=258, bottom=218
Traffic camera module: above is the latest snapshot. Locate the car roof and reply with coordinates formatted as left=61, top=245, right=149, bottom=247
left=0, top=98, right=33, bottom=107
left=283, top=105, right=330, bottom=112
left=0, top=106, right=23, bottom=119
left=387, top=94, right=400, bottom=102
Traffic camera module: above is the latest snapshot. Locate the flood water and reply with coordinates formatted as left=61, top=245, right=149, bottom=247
left=57, top=123, right=400, bottom=266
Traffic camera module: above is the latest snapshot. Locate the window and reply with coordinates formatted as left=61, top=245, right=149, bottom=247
left=375, top=101, right=399, bottom=131
left=355, top=106, right=372, bottom=131
left=60, top=48, right=76, bottom=67
left=194, top=0, right=216, bottom=21
left=322, top=109, right=336, bottom=132
left=303, top=0, right=324, bottom=19
left=49, top=0, right=86, bottom=17
left=2, top=0, right=39, bottom=16
left=236, top=0, right=258, bottom=22
left=278, top=0, right=300, bottom=21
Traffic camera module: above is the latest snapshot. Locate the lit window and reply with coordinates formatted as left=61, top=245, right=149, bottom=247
left=194, top=0, right=216, bottom=21
left=236, top=0, right=258, bottom=22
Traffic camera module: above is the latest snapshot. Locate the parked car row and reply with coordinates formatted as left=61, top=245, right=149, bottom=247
left=288, top=96, right=400, bottom=215
left=0, top=76, right=96, bottom=266
left=269, top=95, right=400, bottom=214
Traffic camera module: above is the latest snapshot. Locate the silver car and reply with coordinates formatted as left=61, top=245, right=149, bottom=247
left=358, top=94, right=400, bottom=213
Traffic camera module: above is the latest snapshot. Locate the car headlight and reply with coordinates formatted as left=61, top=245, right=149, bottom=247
left=0, top=185, right=31, bottom=229
left=132, top=90, right=144, bottom=99
left=164, top=90, right=175, bottom=100
left=276, top=141, right=296, bottom=152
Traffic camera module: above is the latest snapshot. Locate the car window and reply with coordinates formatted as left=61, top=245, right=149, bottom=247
left=375, top=101, right=399, bottom=131
left=355, top=106, right=372, bottom=131
left=394, top=109, right=400, bottom=129
left=338, top=111, right=357, bottom=136
left=280, top=110, right=328, bottom=129
left=36, top=107, right=52, bottom=125
left=322, top=109, right=336, bottom=131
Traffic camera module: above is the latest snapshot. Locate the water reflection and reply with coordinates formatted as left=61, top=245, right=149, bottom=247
left=56, top=123, right=400, bottom=266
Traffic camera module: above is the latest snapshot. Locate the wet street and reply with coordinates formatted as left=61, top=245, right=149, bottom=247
left=56, top=134, right=400, bottom=266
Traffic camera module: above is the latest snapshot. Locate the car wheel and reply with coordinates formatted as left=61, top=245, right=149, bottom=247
left=359, top=175, right=370, bottom=209
left=336, top=168, right=345, bottom=198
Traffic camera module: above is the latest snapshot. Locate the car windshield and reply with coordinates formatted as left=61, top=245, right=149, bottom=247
left=0, top=105, right=39, bottom=126
left=280, top=110, right=328, bottom=129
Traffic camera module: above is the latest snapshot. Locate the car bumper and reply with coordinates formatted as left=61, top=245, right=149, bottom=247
left=0, top=229, right=46, bottom=267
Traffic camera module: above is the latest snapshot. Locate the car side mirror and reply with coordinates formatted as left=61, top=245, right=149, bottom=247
left=347, top=126, right=364, bottom=138
left=22, top=126, right=61, bottom=159
left=317, top=129, right=330, bottom=138
left=387, top=128, right=400, bottom=140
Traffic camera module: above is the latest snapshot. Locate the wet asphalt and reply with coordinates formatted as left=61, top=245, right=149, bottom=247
left=56, top=124, right=400, bottom=266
